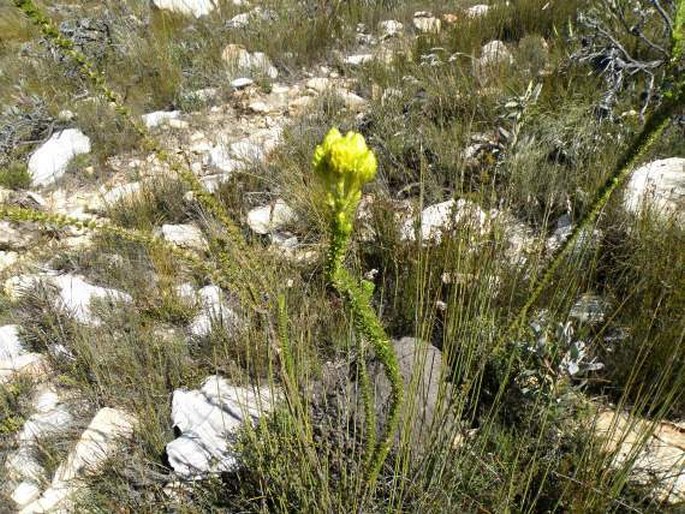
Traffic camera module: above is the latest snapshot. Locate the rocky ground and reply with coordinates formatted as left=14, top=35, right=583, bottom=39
left=1, top=0, right=684, bottom=512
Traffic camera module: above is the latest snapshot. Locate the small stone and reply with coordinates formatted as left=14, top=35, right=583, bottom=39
left=288, top=96, right=315, bottom=115
left=28, top=129, right=91, bottom=187
left=442, top=13, right=459, bottom=24
left=221, top=44, right=252, bottom=70
left=0, top=324, right=23, bottom=362
left=199, top=173, right=231, bottom=193
left=188, top=285, right=240, bottom=338
left=246, top=199, right=297, bottom=235
left=188, top=310, right=230, bottom=338
left=208, top=146, right=241, bottom=173
left=160, top=224, right=208, bottom=252
left=570, top=294, right=607, bottom=324
left=52, top=274, right=132, bottom=326
left=226, top=7, right=272, bottom=29
left=400, top=199, right=487, bottom=244
left=24, top=192, right=49, bottom=210
left=230, top=77, right=254, bottom=89
left=247, top=100, right=275, bottom=114
left=249, top=52, right=278, bottom=79
left=270, top=232, right=298, bottom=249
left=11, top=481, right=41, bottom=508
left=57, top=110, right=74, bottom=122
left=335, top=89, right=367, bottom=111
left=230, top=140, right=265, bottom=163
left=19, top=388, right=72, bottom=442
left=226, top=12, right=250, bottom=28
left=305, top=77, right=331, bottom=93
left=413, top=12, right=441, bottom=34
left=189, top=133, right=212, bottom=154
left=4, top=274, right=42, bottom=300
left=623, top=157, right=685, bottom=225
left=100, top=182, right=141, bottom=206
left=6, top=446, right=45, bottom=485
left=174, top=282, right=197, bottom=303
left=0, top=324, right=49, bottom=384
left=378, top=20, right=403, bottom=40
left=190, top=161, right=203, bottom=174
left=476, top=40, right=513, bottom=71
left=466, top=4, right=490, bottom=18
left=0, top=221, right=36, bottom=250
left=141, top=110, right=181, bottom=129
left=151, top=0, right=216, bottom=17
left=182, top=87, right=219, bottom=104
left=0, top=251, right=19, bottom=272
left=545, top=214, right=601, bottom=255
left=168, top=119, right=188, bottom=129
left=344, top=54, right=374, bottom=66
left=222, top=45, right=278, bottom=78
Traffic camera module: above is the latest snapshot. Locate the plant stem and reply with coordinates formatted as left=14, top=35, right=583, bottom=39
left=325, top=214, right=403, bottom=491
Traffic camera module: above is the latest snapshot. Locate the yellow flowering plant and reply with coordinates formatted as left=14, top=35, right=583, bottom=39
left=313, top=128, right=402, bottom=492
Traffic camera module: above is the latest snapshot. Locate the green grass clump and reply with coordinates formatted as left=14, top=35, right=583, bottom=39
left=0, top=161, right=32, bottom=190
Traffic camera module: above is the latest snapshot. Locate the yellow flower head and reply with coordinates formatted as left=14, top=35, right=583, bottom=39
left=313, top=128, right=377, bottom=185
left=313, top=128, right=377, bottom=235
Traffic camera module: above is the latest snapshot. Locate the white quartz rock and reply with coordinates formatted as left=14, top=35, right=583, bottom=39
left=623, top=157, right=685, bottom=225
left=52, top=274, right=132, bottom=325
left=28, top=129, right=91, bottom=187
left=400, top=199, right=487, bottom=244
left=166, top=375, right=279, bottom=478
left=100, top=182, right=141, bottom=206
left=160, top=224, right=208, bottom=252
left=0, top=325, right=47, bottom=384
left=246, top=199, right=296, bottom=235
left=20, top=408, right=136, bottom=514
left=152, top=0, right=216, bottom=17
left=141, top=110, right=181, bottom=128
left=188, top=285, right=239, bottom=338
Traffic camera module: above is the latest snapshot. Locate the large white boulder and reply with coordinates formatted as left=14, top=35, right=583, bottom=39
left=595, top=409, right=685, bottom=504
left=28, top=129, right=91, bottom=187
